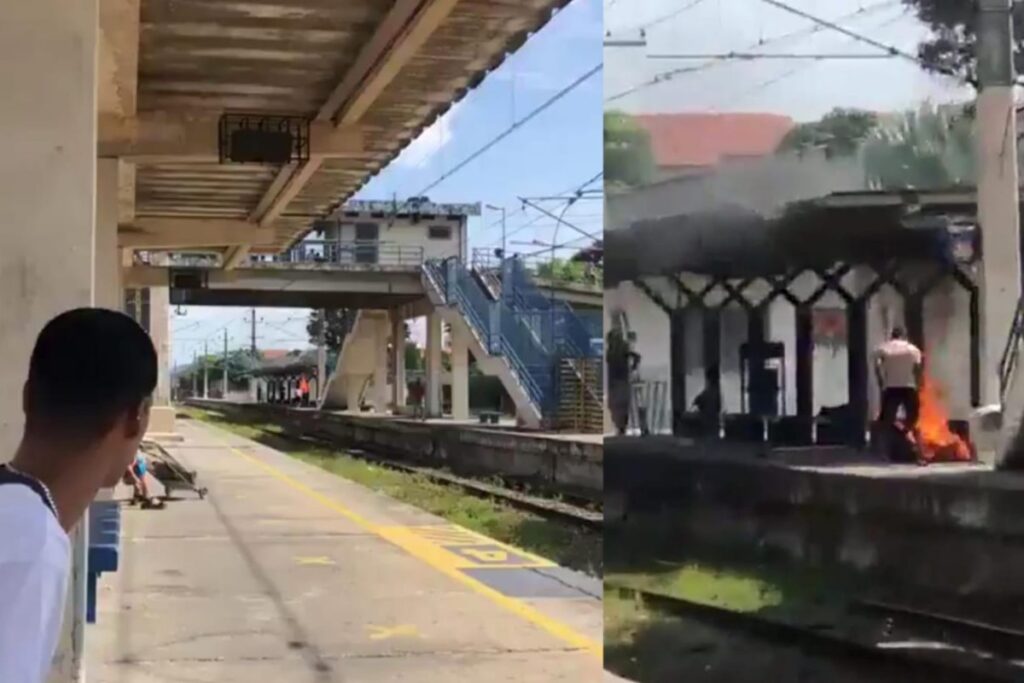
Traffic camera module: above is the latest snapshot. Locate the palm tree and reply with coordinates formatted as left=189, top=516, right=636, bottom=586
left=861, top=103, right=975, bottom=190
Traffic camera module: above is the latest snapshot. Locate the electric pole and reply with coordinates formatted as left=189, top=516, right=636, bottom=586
left=203, top=340, right=209, bottom=399
left=192, top=351, right=198, bottom=397
left=250, top=307, right=257, bottom=355
left=223, top=328, right=229, bottom=398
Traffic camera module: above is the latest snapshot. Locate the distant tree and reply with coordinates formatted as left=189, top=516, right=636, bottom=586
left=307, top=309, right=354, bottom=352
left=903, top=0, right=1024, bottom=86
left=605, top=110, right=656, bottom=188
left=777, top=108, right=879, bottom=158
left=861, top=103, right=975, bottom=190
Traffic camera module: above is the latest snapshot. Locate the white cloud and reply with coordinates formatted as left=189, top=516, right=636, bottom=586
left=394, top=101, right=462, bottom=168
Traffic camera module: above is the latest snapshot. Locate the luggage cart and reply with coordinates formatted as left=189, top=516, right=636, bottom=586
left=140, top=441, right=208, bottom=500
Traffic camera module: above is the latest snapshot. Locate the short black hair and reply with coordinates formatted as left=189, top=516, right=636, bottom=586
left=891, top=326, right=906, bottom=339
left=25, top=308, right=157, bottom=440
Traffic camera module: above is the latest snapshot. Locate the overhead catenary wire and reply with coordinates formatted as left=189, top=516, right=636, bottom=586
left=757, top=0, right=971, bottom=85
left=605, top=0, right=900, bottom=103
left=412, top=63, right=602, bottom=198
left=614, top=0, right=709, bottom=37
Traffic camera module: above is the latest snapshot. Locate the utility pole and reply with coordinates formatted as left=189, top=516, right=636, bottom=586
left=250, top=306, right=257, bottom=355
left=192, top=351, right=198, bottom=397
left=976, top=0, right=1023, bottom=463
left=223, top=328, right=229, bottom=398
left=203, top=340, right=209, bottom=399
left=976, top=0, right=1020, bottom=404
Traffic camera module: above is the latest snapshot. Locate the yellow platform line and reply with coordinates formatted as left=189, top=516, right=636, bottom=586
left=212, top=431, right=602, bottom=659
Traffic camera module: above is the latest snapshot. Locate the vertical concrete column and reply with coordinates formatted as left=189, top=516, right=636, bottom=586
left=0, top=4, right=98, bottom=683
left=426, top=312, right=443, bottom=416
left=451, top=324, right=470, bottom=420
left=373, top=316, right=389, bottom=413
left=391, top=310, right=407, bottom=412
left=977, top=0, right=1021, bottom=408
left=147, top=284, right=175, bottom=433
left=95, top=158, right=121, bottom=309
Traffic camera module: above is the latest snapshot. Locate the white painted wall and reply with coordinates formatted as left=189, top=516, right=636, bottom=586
left=328, top=215, right=465, bottom=262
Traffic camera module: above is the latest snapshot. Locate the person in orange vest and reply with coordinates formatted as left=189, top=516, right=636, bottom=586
left=299, top=375, right=310, bottom=407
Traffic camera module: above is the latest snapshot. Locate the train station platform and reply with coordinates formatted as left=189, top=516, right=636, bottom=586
left=87, top=418, right=605, bottom=682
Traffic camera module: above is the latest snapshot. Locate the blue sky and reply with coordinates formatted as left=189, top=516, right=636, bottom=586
left=171, top=0, right=603, bottom=367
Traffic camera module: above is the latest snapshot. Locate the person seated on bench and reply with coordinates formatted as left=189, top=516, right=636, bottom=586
left=123, top=451, right=161, bottom=508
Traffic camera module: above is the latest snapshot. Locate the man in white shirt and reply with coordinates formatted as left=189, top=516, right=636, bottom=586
left=0, top=309, right=156, bottom=683
left=873, top=326, right=923, bottom=432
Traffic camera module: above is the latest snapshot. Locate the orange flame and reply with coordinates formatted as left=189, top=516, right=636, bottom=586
left=914, top=373, right=972, bottom=463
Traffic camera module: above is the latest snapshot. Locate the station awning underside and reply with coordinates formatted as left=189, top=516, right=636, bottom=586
left=605, top=189, right=988, bottom=286
left=109, top=0, right=568, bottom=255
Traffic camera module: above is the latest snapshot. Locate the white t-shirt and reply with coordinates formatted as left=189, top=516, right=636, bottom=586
left=0, top=483, right=70, bottom=683
left=874, top=339, right=923, bottom=389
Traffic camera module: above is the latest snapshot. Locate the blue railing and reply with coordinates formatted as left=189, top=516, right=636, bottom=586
left=428, top=258, right=549, bottom=410
left=503, top=258, right=600, bottom=359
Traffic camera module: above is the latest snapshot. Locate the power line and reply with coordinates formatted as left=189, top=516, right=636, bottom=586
left=647, top=51, right=899, bottom=61
left=616, top=0, right=709, bottom=36
left=483, top=170, right=604, bottom=249
left=605, top=0, right=900, bottom=103
left=709, top=7, right=912, bottom=110
left=414, top=63, right=602, bottom=197
left=758, top=0, right=970, bottom=85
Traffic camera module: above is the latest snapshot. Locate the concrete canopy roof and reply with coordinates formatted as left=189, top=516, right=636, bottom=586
left=109, top=0, right=569, bottom=259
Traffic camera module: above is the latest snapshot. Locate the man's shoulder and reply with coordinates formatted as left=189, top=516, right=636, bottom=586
left=0, top=486, right=68, bottom=566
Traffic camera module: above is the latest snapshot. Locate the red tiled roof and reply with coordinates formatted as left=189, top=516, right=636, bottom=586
left=260, top=349, right=291, bottom=360
left=633, top=113, right=795, bottom=169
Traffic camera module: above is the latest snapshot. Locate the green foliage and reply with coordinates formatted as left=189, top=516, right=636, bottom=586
left=534, top=257, right=602, bottom=285
left=307, top=309, right=354, bottom=352
left=777, top=108, right=878, bottom=157
left=861, top=103, right=975, bottom=190
left=404, top=341, right=423, bottom=371
left=904, top=0, right=1024, bottom=85
left=605, top=110, right=656, bottom=188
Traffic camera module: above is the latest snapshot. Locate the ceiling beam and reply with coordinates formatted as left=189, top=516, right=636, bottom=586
left=318, top=0, right=461, bottom=126
left=118, top=218, right=275, bottom=249
left=98, top=113, right=365, bottom=162
left=98, top=0, right=141, bottom=118
left=254, top=158, right=325, bottom=228
left=223, top=245, right=252, bottom=270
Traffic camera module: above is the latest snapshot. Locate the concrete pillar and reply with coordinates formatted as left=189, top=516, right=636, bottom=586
left=391, top=310, right=407, bottom=412
left=451, top=324, right=470, bottom=420
left=347, top=376, right=362, bottom=411
left=373, top=316, right=389, bottom=413
left=147, top=285, right=175, bottom=433
left=0, top=4, right=98, bottom=682
left=95, top=158, right=121, bottom=310
left=426, top=312, right=443, bottom=416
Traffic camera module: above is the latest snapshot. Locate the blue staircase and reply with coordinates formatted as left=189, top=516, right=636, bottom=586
left=424, top=257, right=601, bottom=426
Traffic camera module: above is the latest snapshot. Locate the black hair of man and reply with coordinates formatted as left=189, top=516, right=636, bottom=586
left=891, top=326, right=906, bottom=340
left=25, top=308, right=157, bottom=443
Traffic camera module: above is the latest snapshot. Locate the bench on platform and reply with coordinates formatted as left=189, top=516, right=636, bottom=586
left=87, top=500, right=120, bottom=624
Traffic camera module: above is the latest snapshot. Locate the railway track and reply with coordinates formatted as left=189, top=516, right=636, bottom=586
left=609, top=583, right=1024, bottom=682
left=194, top=413, right=602, bottom=529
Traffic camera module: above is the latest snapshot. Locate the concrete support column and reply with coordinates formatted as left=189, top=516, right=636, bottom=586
left=95, top=158, right=121, bottom=310
left=147, top=285, right=175, bottom=434
left=391, top=310, right=407, bottom=412
left=373, top=316, right=389, bottom=413
left=426, top=312, right=443, bottom=416
left=977, top=0, right=1021, bottom=408
left=0, top=4, right=98, bottom=682
left=451, top=324, right=470, bottom=420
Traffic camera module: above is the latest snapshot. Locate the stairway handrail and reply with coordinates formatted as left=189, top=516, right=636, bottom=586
left=999, top=295, right=1024, bottom=404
